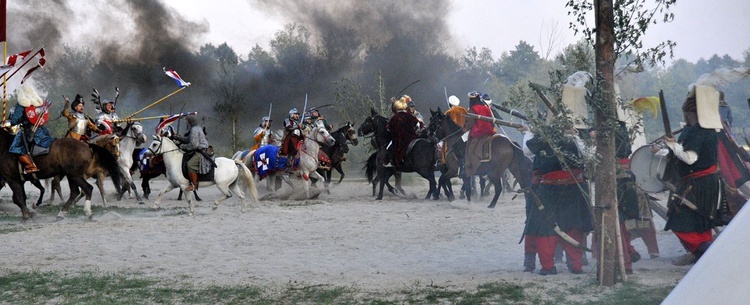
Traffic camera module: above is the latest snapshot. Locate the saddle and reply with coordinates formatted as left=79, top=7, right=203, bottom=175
left=317, top=150, right=331, bottom=170
left=181, top=151, right=216, bottom=182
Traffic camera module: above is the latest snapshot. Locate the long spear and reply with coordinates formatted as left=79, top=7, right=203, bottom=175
left=463, top=113, right=525, bottom=129
left=112, top=112, right=196, bottom=123
left=121, top=86, right=187, bottom=121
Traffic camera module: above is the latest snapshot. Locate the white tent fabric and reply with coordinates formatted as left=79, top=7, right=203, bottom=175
left=662, top=200, right=750, bottom=304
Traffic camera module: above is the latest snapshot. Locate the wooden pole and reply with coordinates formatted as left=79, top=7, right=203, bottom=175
left=121, top=86, right=187, bottom=121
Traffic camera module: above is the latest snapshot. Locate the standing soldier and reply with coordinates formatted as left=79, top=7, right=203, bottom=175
left=252, top=116, right=273, bottom=151
left=280, top=108, right=303, bottom=168
left=62, top=94, right=100, bottom=142
left=663, top=85, right=724, bottom=266
left=8, top=83, right=55, bottom=174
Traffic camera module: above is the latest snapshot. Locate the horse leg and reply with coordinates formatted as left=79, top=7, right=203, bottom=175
left=212, top=184, right=233, bottom=211
left=334, top=165, right=345, bottom=184
left=97, top=173, right=108, bottom=207
left=464, top=175, right=472, bottom=203
left=152, top=183, right=177, bottom=210
left=141, top=174, right=151, bottom=200
left=376, top=171, right=391, bottom=200
left=394, top=173, right=406, bottom=195
left=177, top=189, right=184, bottom=201
left=31, top=179, right=45, bottom=208
left=48, top=176, right=60, bottom=205
left=488, top=175, right=503, bottom=209
left=229, top=181, right=247, bottom=213
left=193, top=190, right=203, bottom=201
left=9, top=182, right=31, bottom=221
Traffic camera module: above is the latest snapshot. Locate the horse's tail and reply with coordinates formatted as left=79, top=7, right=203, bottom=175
left=364, top=152, right=378, bottom=183
left=235, top=159, right=259, bottom=204
left=89, top=143, right=123, bottom=195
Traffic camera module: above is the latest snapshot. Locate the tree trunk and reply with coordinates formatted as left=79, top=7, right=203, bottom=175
left=593, top=0, right=620, bottom=286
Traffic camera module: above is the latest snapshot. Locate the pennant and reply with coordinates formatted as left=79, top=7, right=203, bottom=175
left=0, top=49, right=32, bottom=77
left=155, top=111, right=197, bottom=134
left=20, top=48, right=46, bottom=84
left=163, top=68, right=191, bottom=87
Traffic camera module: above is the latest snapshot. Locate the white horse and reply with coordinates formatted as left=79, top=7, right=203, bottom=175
left=288, top=125, right=335, bottom=198
left=231, top=129, right=286, bottom=191
left=116, top=122, right=148, bottom=204
left=147, top=135, right=259, bottom=215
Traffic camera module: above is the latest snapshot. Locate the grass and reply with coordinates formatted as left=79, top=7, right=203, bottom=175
left=0, top=271, right=676, bottom=305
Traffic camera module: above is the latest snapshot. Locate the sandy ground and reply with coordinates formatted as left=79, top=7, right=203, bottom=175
left=0, top=174, right=690, bottom=291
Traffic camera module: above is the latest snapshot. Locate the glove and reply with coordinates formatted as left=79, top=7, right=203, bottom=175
left=293, top=129, right=300, bottom=136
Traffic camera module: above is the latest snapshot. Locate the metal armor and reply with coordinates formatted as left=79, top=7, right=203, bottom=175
left=72, top=112, right=89, bottom=135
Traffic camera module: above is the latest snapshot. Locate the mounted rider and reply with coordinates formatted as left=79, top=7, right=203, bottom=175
left=8, top=83, right=55, bottom=174
left=171, top=114, right=212, bottom=192
left=95, top=98, right=123, bottom=136
left=61, top=94, right=100, bottom=142
left=463, top=91, right=496, bottom=177
left=384, top=95, right=419, bottom=168
left=280, top=108, right=303, bottom=167
left=441, top=95, right=469, bottom=164
left=252, top=116, right=274, bottom=151
left=310, top=108, right=333, bottom=131
left=406, top=100, right=426, bottom=134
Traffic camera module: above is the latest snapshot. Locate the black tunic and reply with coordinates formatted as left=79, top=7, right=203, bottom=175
left=664, top=124, right=723, bottom=232
left=615, top=121, right=639, bottom=222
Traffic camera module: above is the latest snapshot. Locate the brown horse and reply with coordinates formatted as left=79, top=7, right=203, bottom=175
left=0, top=128, right=122, bottom=221
left=48, top=134, right=121, bottom=206
left=462, top=134, right=533, bottom=208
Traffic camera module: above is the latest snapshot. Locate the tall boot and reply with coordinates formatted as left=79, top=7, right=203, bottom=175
left=523, top=253, right=536, bottom=272
left=185, top=172, right=199, bottom=191
left=18, top=154, right=39, bottom=174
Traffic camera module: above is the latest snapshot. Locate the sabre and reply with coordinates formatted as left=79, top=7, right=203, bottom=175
left=122, top=86, right=188, bottom=121
left=394, top=79, right=420, bottom=98
left=444, top=87, right=448, bottom=104
left=113, top=87, right=120, bottom=109
left=526, top=187, right=592, bottom=252
left=299, top=94, right=308, bottom=123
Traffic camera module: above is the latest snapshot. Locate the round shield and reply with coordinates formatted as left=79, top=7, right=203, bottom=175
left=629, top=145, right=671, bottom=193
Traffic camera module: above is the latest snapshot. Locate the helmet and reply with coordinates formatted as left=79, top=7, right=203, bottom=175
left=467, top=91, right=480, bottom=98
left=186, top=114, right=200, bottom=126
left=407, top=101, right=415, bottom=108
left=481, top=93, right=492, bottom=105
left=289, top=108, right=299, bottom=116
left=393, top=96, right=409, bottom=111
left=448, top=95, right=460, bottom=106
left=71, top=94, right=85, bottom=110
left=262, top=116, right=271, bottom=122
left=101, top=99, right=115, bottom=114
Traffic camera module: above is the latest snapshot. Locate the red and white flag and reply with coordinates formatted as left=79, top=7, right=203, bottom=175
left=20, top=48, right=46, bottom=84
left=163, top=67, right=191, bottom=87
left=156, top=111, right=197, bottom=134
left=0, top=49, right=32, bottom=77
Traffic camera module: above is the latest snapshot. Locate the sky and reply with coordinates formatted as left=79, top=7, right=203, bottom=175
left=163, top=0, right=750, bottom=64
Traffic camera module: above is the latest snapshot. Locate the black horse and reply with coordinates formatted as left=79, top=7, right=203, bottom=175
left=428, top=108, right=466, bottom=201
left=316, top=122, right=359, bottom=187
left=359, top=108, right=438, bottom=200
left=0, top=128, right=122, bottom=221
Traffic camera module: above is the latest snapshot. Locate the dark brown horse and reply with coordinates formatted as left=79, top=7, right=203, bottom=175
left=428, top=108, right=467, bottom=201
left=316, top=122, right=359, bottom=187
left=463, top=133, right=533, bottom=208
left=0, top=128, right=122, bottom=221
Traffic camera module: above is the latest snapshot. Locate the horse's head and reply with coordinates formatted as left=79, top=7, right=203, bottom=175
left=124, top=122, right=147, bottom=146
left=338, top=122, right=358, bottom=146
left=106, top=135, right=121, bottom=158
left=147, top=134, right=177, bottom=156
left=310, top=126, right=335, bottom=146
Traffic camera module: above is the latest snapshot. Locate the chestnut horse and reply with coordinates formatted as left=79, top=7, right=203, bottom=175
left=0, top=128, right=122, bottom=221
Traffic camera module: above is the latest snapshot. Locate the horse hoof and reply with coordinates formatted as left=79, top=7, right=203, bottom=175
left=212, top=206, right=218, bottom=211
left=138, top=201, right=146, bottom=205
left=56, top=215, right=65, bottom=221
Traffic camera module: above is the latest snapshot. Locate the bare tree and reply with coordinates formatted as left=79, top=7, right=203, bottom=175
left=538, top=19, right=565, bottom=61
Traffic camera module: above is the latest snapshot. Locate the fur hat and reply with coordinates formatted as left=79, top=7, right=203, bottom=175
left=71, top=94, right=84, bottom=110
left=447, top=95, right=460, bottom=106
left=16, top=83, right=44, bottom=107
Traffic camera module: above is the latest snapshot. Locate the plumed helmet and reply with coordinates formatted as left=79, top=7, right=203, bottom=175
left=393, top=96, right=409, bottom=111
left=186, top=114, right=200, bottom=126
left=481, top=93, right=492, bottom=105
left=101, top=99, right=114, bottom=114
left=448, top=95, right=460, bottom=106
left=16, top=83, right=44, bottom=107
left=289, top=108, right=299, bottom=116
left=71, top=94, right=84, bottom=110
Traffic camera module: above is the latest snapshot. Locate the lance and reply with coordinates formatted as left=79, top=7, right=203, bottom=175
left=112, top=112, right=197, bottom=123
left=121, top=86, right=188, bottom=121
left=490, top=103, right=528, bottom=121
left=444, top=87, right=448, bottom=104
left=529, top=82, right=559, bottom=116
left=463, top=113, right=525, bottom=129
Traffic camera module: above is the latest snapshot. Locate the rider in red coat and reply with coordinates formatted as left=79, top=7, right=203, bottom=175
left=385, top=96, right=419, bottom=168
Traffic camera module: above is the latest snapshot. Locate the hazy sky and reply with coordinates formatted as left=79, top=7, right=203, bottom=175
left=164, top=0, right=749, bottom=64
